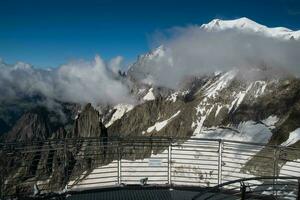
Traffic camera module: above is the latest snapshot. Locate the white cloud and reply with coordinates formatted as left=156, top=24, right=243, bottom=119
left=0, top=55, right=134, bottom=107
left=134, top=24, right=300, bottom=88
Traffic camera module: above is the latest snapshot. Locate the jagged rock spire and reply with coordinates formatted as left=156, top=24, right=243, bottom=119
left=72, top=103, right=107, bottom=138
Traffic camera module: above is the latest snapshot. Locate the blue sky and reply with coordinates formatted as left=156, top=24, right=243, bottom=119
left=0, top=0, right=300, bottom=68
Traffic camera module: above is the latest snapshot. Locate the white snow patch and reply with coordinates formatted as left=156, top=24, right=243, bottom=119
left=260, top=83, right=267, bottom=95
left=281, top=128, right=300, bottom=147
left=236, top=83, right=253, bottom=107
left=167, top=92, right=179, bottom=102
left=167, top=90, right=189, bottom=102
left=228, top=95, right=239, bottom=113
left=138, top=88, right=146, bottom=94
left=192, top=116, right=207, bottom=135
left=261, top=115, right=279, bottom=129
left=253, top=81, right=267, bottom=97
left=215, top=105, right=223, bottom=117
left=204, top=70, right=237, bottom=98
left=74, top=110, right=82, bottom=120
left=197, top=121, right=273, bottom=144
left=147, top=111, right=181, bottom=133
left=143, top=88, right=155, bottom=101
left=145, top=45, right=165, bottom=60
left=214, top=70, right=222, bottom=76
left=181, top=90, right=189, bottom=96
left=106, top=104, right=134, bottom=127
left=228, top=83, right=253, bottom=113
left=192, top=102, right=214, bottom=135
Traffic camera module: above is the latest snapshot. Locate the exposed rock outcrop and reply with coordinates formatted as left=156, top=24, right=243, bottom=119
left=71, top=103, right=107, bottom=138
left=5, top=107, right=52, bottom=142
left=0, top=118, right=9, bottom=136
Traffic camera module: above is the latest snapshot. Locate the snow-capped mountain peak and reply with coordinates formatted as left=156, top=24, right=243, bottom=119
left=201, top=17, right=263, bottom=31
left=201, top=17, right=300, bottom=40
left=140, top=45, right=166, bottom=60
left=150, top=45, right=165, bottom=57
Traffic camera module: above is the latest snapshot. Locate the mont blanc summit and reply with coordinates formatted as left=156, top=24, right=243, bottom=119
left=201, top=17, right=300, bottom=40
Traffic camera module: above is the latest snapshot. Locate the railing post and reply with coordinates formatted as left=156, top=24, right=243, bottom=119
left=168, top=141, right=172, bottom=186
left=218, top=140, right=223, bottom=185
left=117, top=141, right=121, bottom=185
left=0, top=166, right=3, bottom=199
left=273, top=147, right=278, bottom=177
left=273, top=147, right=279, bottom=197
left=240, top=181, right=246, bottom=200
left=64, top=140, right=68, bottom=190
left=298, top=178, right=300, bottom=200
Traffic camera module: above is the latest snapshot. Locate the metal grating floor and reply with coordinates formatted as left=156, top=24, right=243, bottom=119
left=67, top=189, right=197, bottom=200
left=66, top=188, right=238, bottom=200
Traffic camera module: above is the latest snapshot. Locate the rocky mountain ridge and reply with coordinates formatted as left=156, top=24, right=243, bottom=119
left=2, top=66, right=300, bottom=149
left=0, top=17, right=300, bottom=197
left=2, top=68, right=300, bottom=196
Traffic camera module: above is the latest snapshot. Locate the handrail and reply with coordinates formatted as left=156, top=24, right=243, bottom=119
left=1, top=137, right=300, bottom=199
left=192, top=176, right=300, bottom=200
left=0, top=136, right=290, bottom=147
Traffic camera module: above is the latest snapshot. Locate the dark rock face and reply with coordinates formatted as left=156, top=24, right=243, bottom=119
left=108, top=97, right=195, bottom=139
left=1, top=103, right=111, bottom=196
left=3, top=102, right=107, bottom=142
left=51, top=127, right=67, bottom=139
left=5, top=107, right=52, bottom=142
left=0, top=118, right=9, bottom=136
left=71, top=103, right=107, bottom=138
left=66, top=103, right=110, bottom=183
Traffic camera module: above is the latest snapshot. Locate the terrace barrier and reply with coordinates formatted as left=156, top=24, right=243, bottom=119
left=1, top=137, right=300, bottom=199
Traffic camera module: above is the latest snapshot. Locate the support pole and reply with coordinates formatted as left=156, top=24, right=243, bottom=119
left=241, top=182, right=246, bottom=200
left=117, top=142, right=121, bottom=185
left=168, top=143, right=172, bottom=186
left=0, top=167, right=3, bottom=199
left=64, top=140, right=68, bottom=190
left=297, top=178, right=300, bottom=200
left=273, top=147, right=278, bottom=196
left=218, top=140, right=223, bottom=185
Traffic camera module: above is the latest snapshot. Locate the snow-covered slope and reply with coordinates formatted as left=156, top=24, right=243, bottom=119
left=145, top=110, right=180, bottom=133
left=201, top=17, right=300, bottom=40
left=281, top=128, right=300, bottom=147
left=143, top=88, right=155, bottom=101
left=105, top=104, right=134, bottom=127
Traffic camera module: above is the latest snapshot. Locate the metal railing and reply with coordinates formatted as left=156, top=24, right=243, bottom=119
left=1, top=137, right=300, bottom=199
left=192, top=176, right=300, bottom=200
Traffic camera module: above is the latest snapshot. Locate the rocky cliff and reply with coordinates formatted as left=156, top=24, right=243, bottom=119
left=71, top=103, right=107, bottom=138
left=5, top=107, right=52, bottom=142
left=0, top=103, right=111, bottom=196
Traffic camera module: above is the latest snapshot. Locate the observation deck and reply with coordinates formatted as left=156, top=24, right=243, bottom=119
left=1, top=137, right=300, bottom=199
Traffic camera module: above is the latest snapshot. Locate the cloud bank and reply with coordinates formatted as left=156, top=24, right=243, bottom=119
left=1, top=19, right=300, bottom=107
left=137, top=25, right=300, bottom=88
left=0, top=55, right=133, bottom=108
